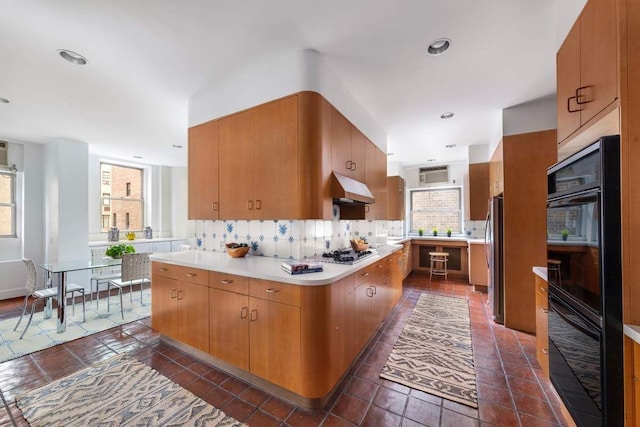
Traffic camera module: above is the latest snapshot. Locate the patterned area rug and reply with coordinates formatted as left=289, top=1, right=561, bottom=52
left=16, top=354, right=245, bottom=426
left=0, top=288, right=151, bottom=363
left=380, top=293, right=478, bottom=408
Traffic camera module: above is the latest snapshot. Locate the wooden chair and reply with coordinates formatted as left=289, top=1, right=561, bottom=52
left=107, top=253, right=151, bottom=319
left=14, top=259, right=86, bottom=339
left=429, top=252, right=449, bottom=283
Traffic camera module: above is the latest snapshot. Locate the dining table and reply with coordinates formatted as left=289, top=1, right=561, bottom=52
left=39, top=258, right=122, bottom=333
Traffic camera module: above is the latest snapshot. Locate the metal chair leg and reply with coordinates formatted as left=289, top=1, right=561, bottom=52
left=119, top=287, right=124, bottom=319
left=81, top=290, right=86, bottom=322
left=20, top=300, right=40, bottom=340
left=13, top=295, right=30, bottom=332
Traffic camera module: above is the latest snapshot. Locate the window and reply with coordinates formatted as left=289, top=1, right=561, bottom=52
left=100, top=163, right=144, bottom=232
left=0, top=171, right=16, bottom=237
left=410, top=187, right=462, bottom=234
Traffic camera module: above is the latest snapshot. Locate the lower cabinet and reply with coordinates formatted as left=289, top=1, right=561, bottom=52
left=209, top=288, right=250, bottom=370
left=354, top=260, right=389, bottom=353
left=402, top=241, right=412, bottom=278
left=468, top=243, right=489, bottom=288
left=535, top=274, right=549, bottom=376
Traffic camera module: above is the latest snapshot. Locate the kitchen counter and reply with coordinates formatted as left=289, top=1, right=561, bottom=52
left=149, top=244, right=403, bottom=286
left=89, top=237, right=188, bottom=247
left=388, top=236, right=486, bottom=245
left=624, top=324, right=640, bottom=344
left=532, top=266, right=548, bottom=281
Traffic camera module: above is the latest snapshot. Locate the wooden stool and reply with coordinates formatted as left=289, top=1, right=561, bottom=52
left=429, top=252, right=449, bottom=283
left=547, top=259, right=562, bottom=286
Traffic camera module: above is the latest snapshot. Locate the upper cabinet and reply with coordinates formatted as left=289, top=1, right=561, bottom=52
left=468, top=163, right=489, bottom=220
left=387, top=176, right=405, bottom=220
left=331, top=109, right=366, bottom=182
left=556, top=0, right=618, bottom=144
left=219, top=95, right=299, bottom=219
left=188, top=120, right=219, bottom=220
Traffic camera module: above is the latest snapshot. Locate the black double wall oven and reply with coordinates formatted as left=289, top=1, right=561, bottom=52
left=546, top=135, right=623, bottom=426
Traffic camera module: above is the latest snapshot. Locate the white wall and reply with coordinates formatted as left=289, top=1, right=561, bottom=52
left=189, top=49, right=387, bottom=153
left=171, top=167, right=193, bottom=240
left=502, top=95, right=557, bottom=137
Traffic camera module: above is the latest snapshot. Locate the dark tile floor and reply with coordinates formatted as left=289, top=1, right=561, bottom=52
left=0, top=274, right=569, bottom=426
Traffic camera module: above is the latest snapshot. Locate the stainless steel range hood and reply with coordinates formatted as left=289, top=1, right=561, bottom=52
left=331, top=171, right=375, bottom=204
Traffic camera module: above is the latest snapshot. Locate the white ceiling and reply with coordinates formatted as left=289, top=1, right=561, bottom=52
left=0, top=0, right=585, bottom=168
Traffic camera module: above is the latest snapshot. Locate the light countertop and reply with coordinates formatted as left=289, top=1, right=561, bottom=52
left=624, top=324, right=640, bottom=344
left=89, top=237, right=188, bottom=247
left=149, top=244, right=403, bottom=286
left=532, top=266, right=548, bottom=281
left=387, top=236, right=485, bottom=244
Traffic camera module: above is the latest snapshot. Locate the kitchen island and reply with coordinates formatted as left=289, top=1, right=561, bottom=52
left=148, top=245, right=404, bottom=409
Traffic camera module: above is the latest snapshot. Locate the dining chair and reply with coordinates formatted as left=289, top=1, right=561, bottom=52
left=90, top=248, right=121, bottom=308
left=14, top=259, right=86, bottom=339
left=107, top=253, right=151, bottom=319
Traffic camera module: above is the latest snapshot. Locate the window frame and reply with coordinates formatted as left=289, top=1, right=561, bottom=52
left=0, top=170, right=16, bottom=238
left=99, top=162, right=145, bottom=232
left=408, top=185, right=463, bottom=234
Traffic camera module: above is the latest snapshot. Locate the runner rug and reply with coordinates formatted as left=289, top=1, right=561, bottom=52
left=16, top=354, right=245, bottom=426
left=380, top=293, right=478, bottom=408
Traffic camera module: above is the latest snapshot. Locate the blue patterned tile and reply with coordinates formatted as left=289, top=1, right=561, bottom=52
left=226, top=223, right=234, bottom=233
left=288, top=236, right=294, bottom=243
left=250, top=241, right=259, bottom=251
left=278, top=223, right=288, bottom=235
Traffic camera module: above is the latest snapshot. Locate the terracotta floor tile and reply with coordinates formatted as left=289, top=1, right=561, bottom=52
left=475, top=366, right=508, bottom=388
left=409, top=388, right=443, bottom=406
left=223, top=398, right=256, bottom=422
left=285, top=408, right=327, bottom=427
left=184, top=376, right=215, bottom=397
left=477, top=383, right=514, bottom=409
left=202, top=367, right=230, bottom=385
left=478, top=402, right=519, bottom=426
left=361, top=404, right=402, bottom=427
left=244, top=409, right=282, bottom=427
left=507, top=376, right=547, bottom=401
left=260, top=396, right=295, bottom=421
left=440, top=408, right=480, bottom=427
left=355, top=363, right=383, bottom=384
left=518, top=412, right=559, bottom=427
left=202, top=386, right=235, bottom=409
left=442, top=399, right=479, bottom=419
left=404, top=396, right=441, bottom=426
left=321, top=414, right=356, bottom=426
left=380, top=379, right=411, bottom=395
left=345, top=376, right=379, bottom=402
left=330, top=394, right=368, bottom=425
left=219, top=376, right=250, bottom=395
left=512, top=393, right=557, bottom=422
left=373, top=384, right=409, bottom=415
left=239, top=386, right=270, bottom=407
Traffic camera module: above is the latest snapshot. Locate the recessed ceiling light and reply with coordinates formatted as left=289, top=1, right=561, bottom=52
left=427, top=158, right=436, bottom=162
left=387, top=152, right=394, bottom=156
left=172, top=144, right=183, bottom=149
left=133, top=155, right=143, bottom=159
left=0, top=97, right=9, bottom=104
left=427, top=38, right=451, bottom=56
left=445, top=144, right=456, bottom=148
left=57, top=49, right=88, bottom=65
left=440, top=112, right=454, bottom=119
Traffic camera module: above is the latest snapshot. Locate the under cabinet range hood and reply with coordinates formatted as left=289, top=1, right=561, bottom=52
left=331, top=171, right=375, bottom=204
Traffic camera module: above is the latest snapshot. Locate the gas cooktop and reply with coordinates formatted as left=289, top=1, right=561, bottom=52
left=320, top=248, right=376, bottom=265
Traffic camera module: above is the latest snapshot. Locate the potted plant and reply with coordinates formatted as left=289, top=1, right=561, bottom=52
left=432, top=227, right=438, bottom=236
left=447, top=227, right=452, bottom=237
left=561, top=229, right=569, bottom=241
left=418, top=227, right=424, bottom=236
left=105, top=243, right=136, bottom=259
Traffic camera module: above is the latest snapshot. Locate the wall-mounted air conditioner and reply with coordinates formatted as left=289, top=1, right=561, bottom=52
left=419, top=166, right=448, bottom=184
left=0, top=141, right=8, bottom=169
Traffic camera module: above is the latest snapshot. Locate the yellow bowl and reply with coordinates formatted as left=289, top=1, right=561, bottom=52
left=226, top=244, right=250, bottom=258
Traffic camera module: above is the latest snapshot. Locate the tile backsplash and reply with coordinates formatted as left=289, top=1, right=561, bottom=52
left=464, top=220, right=487, bottom=239
left=191, top=207, right=405, bottom=260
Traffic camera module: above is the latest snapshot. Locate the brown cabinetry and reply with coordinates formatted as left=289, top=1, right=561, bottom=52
left=556, top=0, right=618, bottom=143
left=402, top=241, right=412, bottom=278
left=387, top=176, right=405, bottom=220
left=412, top=241, right=468, bottom=280
left=332, top=108, right=366, bottom=182
left=468, top=243, right=488, bottom=289
left=188, top=121, right=219, bottom=220
left=151, top=262, right=209, bottom=352
left=469, top=163, right=489, bottom=220
left=535, top=274, right=549, bottom=376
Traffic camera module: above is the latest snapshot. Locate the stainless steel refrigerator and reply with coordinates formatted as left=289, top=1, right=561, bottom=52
left=485, top=194, right=504, bottom=324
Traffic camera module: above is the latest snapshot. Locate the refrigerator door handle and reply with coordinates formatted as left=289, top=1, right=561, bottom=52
left=484, top=208, right=491, bottom=267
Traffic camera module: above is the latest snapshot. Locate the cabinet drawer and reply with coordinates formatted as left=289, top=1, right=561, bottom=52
left=172, top=265, right=209, bottom=286
left=152, top=262, right=176, bottom=279
left=250, top=279, right=300, bottom=306
left=210, top=271, right=249, bottom=294
left=355, top=263, right=377, bottom=286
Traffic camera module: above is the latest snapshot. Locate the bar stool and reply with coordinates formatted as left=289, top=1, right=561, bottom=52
left=547, top=259, right=562, bottom=286
left=429, top=251, right=449, bottom=283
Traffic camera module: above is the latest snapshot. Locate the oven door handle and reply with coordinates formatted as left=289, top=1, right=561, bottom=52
left=549, top=299, right=599, bottom=340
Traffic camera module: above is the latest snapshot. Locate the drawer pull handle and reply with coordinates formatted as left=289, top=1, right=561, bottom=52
left=256, top=200, right=262, bottom=210
left=247, top=200, right=254, bottom=210
left=541, top=308, right=548, bottom=314
left=250, top=309, right=257, bottom=322
left=371, top=285, right=377, bottom=295
left=541, top=348, right=549, bottom=355
left=212, top=202, right=218, bottom=211
left=186, top=273, right=197, bottom=277
left=265, top=288, right=279, bottom=293
left=540, top=287, right=547, bottom=292
left=160, top=268, right=169, bottom=272
left=377, top=264, right=383, bottom=268
left=346, top=160, right=353, bottom=170
left=171, top=289, right=177, bottom=298
left=366, top=287, right=374, bottom=297
left=363, top=272, right=369, bottom=277
left=177, top=290, right=184, bottom=300
left=240, top=307, right=248, bottom=319
left=220, top=279, right=234, bottom=285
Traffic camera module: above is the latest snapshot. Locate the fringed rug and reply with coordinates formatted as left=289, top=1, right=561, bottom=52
left=380, top=293, right=478, bottom=408
left=16, top=354, right=245, bottom=426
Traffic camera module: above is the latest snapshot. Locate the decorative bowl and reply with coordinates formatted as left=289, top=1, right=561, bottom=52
left=226, top=243, right=250, bottom=258
left=350, top=240, right=370, bottom=252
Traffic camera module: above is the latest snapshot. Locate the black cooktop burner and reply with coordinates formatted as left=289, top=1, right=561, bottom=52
left=321, top=248, right=374, bottom=264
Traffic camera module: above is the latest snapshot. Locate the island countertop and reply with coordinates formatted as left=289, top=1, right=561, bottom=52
left=149, top=244, right=403, bottom=286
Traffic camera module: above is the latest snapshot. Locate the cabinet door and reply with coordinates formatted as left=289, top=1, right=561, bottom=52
left=249, top=298, right=301, bottom=392
left=177, top=281, right=210, bottom=352
left=556, top=21, right=581, bottom=143
left=535, top=277, right=549, bottom=376
left=579, top=0, right=618, bottom=125
left=374, top=146, right=388, bottom=220
left=387, top=176, right=405, bottom=220
left=253, top=96, right=300, bottom=219
left=331, top=108, right=352, bottom=176
left=354, top=283, right=372, bottom=353
left=151, top=275, right=178, bottom=339
left=634, top=342, right=640, bottom=427
left=371, top=262, right=388, bottom=329
left=219, top=110, right=255, bottom=219
left=210, top=288, right=249, bottom=370
left=188, top=121, right=219, bottom=220
left=469, top=163, right=489, bottom=220
left=328, top=275, right=355, bottom=384
left=364, top=141, right=378, bottom=219
left=349, top=126, right=366, bottom=182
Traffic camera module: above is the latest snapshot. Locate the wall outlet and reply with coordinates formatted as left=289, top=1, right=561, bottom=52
left=220, top=241, right=225, bottom=249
